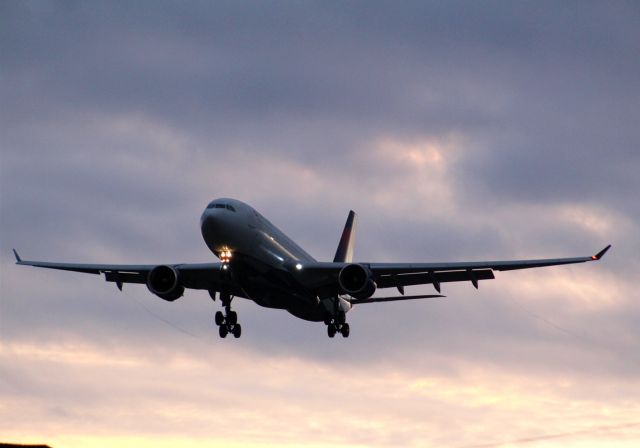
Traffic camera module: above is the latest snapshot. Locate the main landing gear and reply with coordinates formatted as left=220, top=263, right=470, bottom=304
left=213, top=291, right=241, bottom=338
left=325, top=311, right=350, bottom=338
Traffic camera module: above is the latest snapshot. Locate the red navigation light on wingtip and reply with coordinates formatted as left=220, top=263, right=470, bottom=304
left=593, top=244, right=612, bottom=260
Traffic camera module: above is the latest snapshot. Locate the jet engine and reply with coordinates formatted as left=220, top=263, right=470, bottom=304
left=147, top=265, right=184, bottom=301
left=338, top=263, right=376, bottom=299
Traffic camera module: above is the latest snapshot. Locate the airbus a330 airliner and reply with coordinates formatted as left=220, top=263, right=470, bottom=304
left=14, top=198, right=610, bottom=338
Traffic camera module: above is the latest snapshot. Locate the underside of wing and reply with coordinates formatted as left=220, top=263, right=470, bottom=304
left=369, top=245, right=611, bottom=274
left=13, top=250, right=224, bottom=291
left=348, top=294, right=445, bottom=304
left=297, top=245, right=611, bottom=294
left=376, top=269, right=494, bottom=292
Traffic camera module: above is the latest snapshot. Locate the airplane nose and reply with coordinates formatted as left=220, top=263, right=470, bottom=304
left=201, top=209, right=228, bottom=246
left=201, top=209, right=219, bottom=231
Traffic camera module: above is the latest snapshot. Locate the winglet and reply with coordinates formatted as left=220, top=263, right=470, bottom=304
left=12, top=249, right=22, bottom=263
left=591, top=244, right=612, bottom=260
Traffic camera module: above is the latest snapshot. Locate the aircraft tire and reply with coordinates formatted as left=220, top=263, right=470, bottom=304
left=215, top=311, right=225, bottom=326
left=233, top=324, right=242, bottom=338
left=228, top=311, right=238, bottom=325
left=219, top=325, right=228, bottom=338
left=341, top=323, right=350, bottom=338
left=328, top=324, right=336, bottom=338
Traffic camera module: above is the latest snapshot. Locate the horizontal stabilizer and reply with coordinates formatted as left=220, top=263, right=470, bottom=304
left=349, top=294, right=445, bottom=304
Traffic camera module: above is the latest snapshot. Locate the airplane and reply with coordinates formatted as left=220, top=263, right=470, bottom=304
left=13, top=198, right=611, bottom=339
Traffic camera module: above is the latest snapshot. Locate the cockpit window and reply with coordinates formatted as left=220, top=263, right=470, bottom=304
left=207, top=202, right=235, bottom=211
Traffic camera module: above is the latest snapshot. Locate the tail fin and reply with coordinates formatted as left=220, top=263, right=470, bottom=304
left=334, top=210, right=357, bottom=263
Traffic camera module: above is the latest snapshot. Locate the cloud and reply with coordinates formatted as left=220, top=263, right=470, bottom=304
left=2, top=339, right=640, bottom=447
left=461, top=422, right=640, bottom=448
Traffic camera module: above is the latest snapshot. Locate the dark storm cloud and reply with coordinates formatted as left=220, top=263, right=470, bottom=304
left=1, top=0, right=639, bottom=403
left=4, top=0, right=638, bottom=216
left=3, top=2, right=629, bottom=131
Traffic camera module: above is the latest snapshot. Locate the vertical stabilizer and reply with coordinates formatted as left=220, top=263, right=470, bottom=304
left=333, top=211, right=357, bottom=263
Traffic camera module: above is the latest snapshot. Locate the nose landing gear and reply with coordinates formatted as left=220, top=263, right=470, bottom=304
left=213, top=291, right=241, bottom=338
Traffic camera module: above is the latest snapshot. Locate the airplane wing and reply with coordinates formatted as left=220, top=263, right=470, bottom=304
left=14, top=245, right=611, bottom=297
left=370, top=244, right=611, bottom=291
left=300, top=245, right=611, bottom=294
left=346, top=294, right=445, bottom=304
left=12, top=249, right=223, bottom=291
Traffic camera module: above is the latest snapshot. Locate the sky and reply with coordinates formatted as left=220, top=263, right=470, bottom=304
left=1, top=1, right=639, bottom=446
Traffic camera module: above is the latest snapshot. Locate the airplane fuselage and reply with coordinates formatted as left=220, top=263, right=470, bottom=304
left=200, top=198, right=350, bottom=321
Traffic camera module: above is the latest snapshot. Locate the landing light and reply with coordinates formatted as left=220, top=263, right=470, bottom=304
left=220, top=249, right=233, bottom=263
left=222, top=265, right=228, bottom=270
left=295, top=263, right=303, bottom=270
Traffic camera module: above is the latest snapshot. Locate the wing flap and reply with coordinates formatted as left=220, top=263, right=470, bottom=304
left=104, top=271, right=147, bottom=284
left=349, top=294, right=445, bottom=304
left=376, top=269, right=495, bottom=288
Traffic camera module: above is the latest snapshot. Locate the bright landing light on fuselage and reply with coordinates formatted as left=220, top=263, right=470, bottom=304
left=295, top=263, right=303, bottom=270
left=219, top=250, right=232, bottom=263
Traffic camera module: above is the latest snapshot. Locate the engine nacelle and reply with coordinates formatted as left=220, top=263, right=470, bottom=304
left=338, top=263, right=376, bottom=299
left=147, top=265, right=184, bottom=302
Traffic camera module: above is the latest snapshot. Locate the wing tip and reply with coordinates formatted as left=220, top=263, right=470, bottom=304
left=12, top=248, right=22, bottom=263
left=592, top=244, right=612, bottom=260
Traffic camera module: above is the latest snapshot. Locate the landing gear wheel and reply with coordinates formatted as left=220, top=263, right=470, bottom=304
left=216, top=291, right=241, bottom=339
left=328, top=324, right=337, bottom=338
left=341, top=323, right=350, bottom=338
